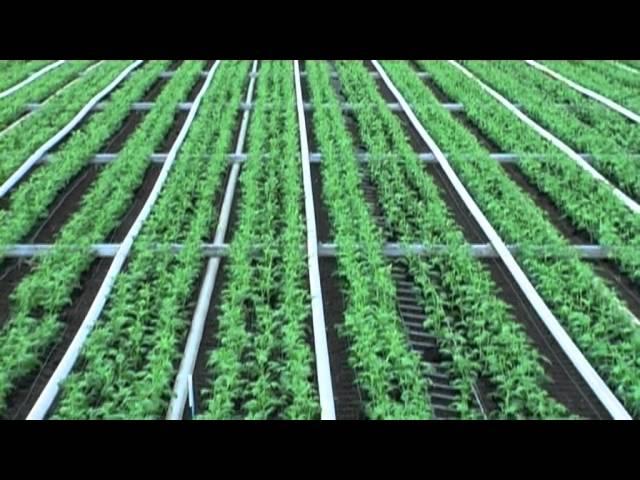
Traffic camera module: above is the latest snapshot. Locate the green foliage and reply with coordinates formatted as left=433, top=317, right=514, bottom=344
left=334, top=60, right=568, bottom=419
left=0, top=60, right=171, bottom=254
left=199, top=61, right=319, bottom=420
left=0, top=60, right=135, bottom=184
left=306, top=60, right=432, bottom=419
left=0, top=61, right=203, bottom=416
left=0, top=60, right=54, bottom=93
left=419, top=61, right=640, bottom=284
left=0, top=61, right=94, bottom=130
left=620, top=60, right=640, bottom=71
left=461, top=60, right=640, bottom=201
left=3, top=58, right=637, bottom=420
left=52, top=61, right=251, bottom=419
left=539, top=60, right=640, bottom=114
left=412, top=60, right=640, bottom=415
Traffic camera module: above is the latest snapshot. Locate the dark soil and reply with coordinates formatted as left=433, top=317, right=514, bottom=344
left=589, top=259, right=640, bottom=321
left=451, top=111, right=502, bottom=153
left=299, top=73, right=311, bottom=104
left=0, top=260, right=32, bottom=331
left=1, top=159, right=166, bottom=418
left=107, top=164, right=162, bottom=242
left=394, top=110, right=431, bottom=152
left=482, top=258, right=611, bottom=419
left=103, top=112, right=148, bottom=153
left=158, top=111, right=188, bottom=152
left=421, top=75, right=451, bottom=104
left=186, top=76, right=206, bottom=102
left=373, top=75, right=397, bottom=102
left=141, top=78, right=170, bottom=102
left=424, top=163, right=489, bottom=243
left=303, top=107, right=318, bottom=153
left=2, top=256, right=113, bottom=419
left=188, top=260, right=227, bottom=419
left=25, top=165, right=101, bottom=244
left=310, top=164, right=332, bottom=242
left=500, top=163, right=593, bottom=244
left=319, top=257, right=365, bottom=420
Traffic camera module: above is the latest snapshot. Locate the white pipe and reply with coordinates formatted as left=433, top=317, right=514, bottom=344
left=612, top=61, right=640, bottom=75
left=374, top=59, right=633, bottom=420
left=26, top=61, right=222, bottom=421
left=187, top=374, right=195, bottom=419
left=0, top=60, right=66, bottom=99
left=25, top=100, right=464, bottom=113
left=0, top=61, right=143, bottom=198
left=166, top=61, right=258, bottom=420
left=525, top=60, right=640, bottom=124
left=0, top=242, right=626, bottom=260
left=40, top=150, right=621, bottom=166
left=294, top=60, right=336, bottom=420
left=0, top=61, right=104, bottom=138
left=450, top=60, right=640, bottom=214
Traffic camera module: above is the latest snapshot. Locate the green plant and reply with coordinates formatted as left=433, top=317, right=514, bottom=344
left=410, top=60, right=640, bottom=415
left=0, top=61, right=204, bottom=416
left=334, top=60, right=569, bottom=419
left=539, top=61, right=640, bottom=114
left=200, top=61, right=319, bottom=420
left=306, top=60, right=432, bottom=419
left=0, top=61, right=94, bottom=130
left=0, top=60, right=54, bottom=93
left=461, top=60, right=640, bottom=201
left=51, top=60, right=252, bottom=419
left=0, top=60, right=135, bottom=184
left=0, top=60, right=170, bottom=255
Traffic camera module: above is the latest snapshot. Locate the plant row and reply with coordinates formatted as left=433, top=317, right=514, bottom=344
left=580, top=60, right=640, bottom=92
left=460, top=60, right=640, bottom=201
left=0, top=60, right=170, bottom=257
left=306, top=60, right=432, bottom=419
left=0, top=61, right=205, bottom=417
left=0, top=61, right=95, bottom=130
left=420, top=61, right=640, bottom=285
left=50, top=61, right=251, bottom=419
left=470, top=61, right=640, bottom=154
left=620, top=60, right=640, bottom=71
left=0, top=60, right=134, bottom=185
left=413, top=60, right=640, bottom=414
left=199, top=61, right=319, bottom=420
left=539, top=61, right=640, bottom=114
left=0, top=60, right=53, bottom=93
left=335, top=60, right=570, bottom=419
